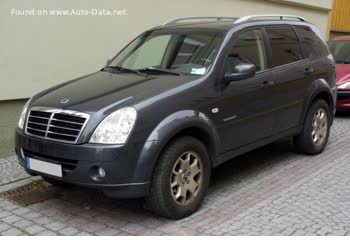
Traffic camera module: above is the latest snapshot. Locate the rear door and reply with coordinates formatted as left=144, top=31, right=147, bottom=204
left=263, top=26, right=308, bottom=134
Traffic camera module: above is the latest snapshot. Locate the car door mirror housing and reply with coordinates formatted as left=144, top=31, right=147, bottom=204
left=224, top=63, right=256, bottom=83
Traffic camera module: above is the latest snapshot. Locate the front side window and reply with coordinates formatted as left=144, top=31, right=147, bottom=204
left=226, top=30, right=267, bottom=72
left=265, top=26, right=303, bottom=67
left=328, top=41, right=350, bottom=64
left=109, top=30, right=224, bottom=76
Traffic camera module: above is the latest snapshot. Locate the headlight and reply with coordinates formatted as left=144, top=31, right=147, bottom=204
left=338, top=82, right=350, bottom=90
left=18, top=98, right=31, bottom=129
left=89, top=107, right=137, bottom=144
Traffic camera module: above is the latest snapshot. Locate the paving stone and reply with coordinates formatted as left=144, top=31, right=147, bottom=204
left=0, top=211, right=12, bottom=219
left=79, top=222, right=106, bottom=233
left=0, top=222, right=11, bottom=232
left=95, top=227, right=121, bottom=236
left=75, top=231, right=93, bottom=236
left=24, top=225, right=46, bottom=235
left=120, top=223, right=147, bottom=234
left=45, top=221, right=66, bottom=231
left=1, top=227, right=23, bottom=236
left=36, top=230, right=58, bottom=236
left=12, top=207, right=31, bottom=215
left=58, top=227, right=80, bottom=236
left=13, top=219, right=34, bottom=228
left=1, top=215, right=22, bottom=224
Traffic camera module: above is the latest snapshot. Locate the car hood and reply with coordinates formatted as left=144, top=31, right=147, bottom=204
left=336, top=64, right=350, bottom=86
left=31, top=71, right=197, bottom=113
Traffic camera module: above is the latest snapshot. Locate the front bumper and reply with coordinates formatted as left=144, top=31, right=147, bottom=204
left=336, top=90, right=350, bottom=109
left=15, top=128, right=149, bottom=198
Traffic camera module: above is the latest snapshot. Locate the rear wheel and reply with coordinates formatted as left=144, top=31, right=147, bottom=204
left=145, top=136, right=210, bottom=219
left=294, top=99, right=331, bottom=155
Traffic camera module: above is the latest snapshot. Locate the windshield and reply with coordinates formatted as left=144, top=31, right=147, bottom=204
left=108, top=29, right=224, bottom=76
left=328, top=41, right=350, bottom=63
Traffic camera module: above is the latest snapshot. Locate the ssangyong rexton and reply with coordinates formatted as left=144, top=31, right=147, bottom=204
left=16, top=15, right=336, bottom=219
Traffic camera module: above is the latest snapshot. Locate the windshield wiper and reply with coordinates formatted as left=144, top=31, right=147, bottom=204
left=137, top=67, right=181, bottom=76
left=105, top=66, right=147, bottom=77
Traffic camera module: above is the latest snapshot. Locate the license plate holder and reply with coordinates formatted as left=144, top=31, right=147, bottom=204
left=26, top=157, right=62, bottom=178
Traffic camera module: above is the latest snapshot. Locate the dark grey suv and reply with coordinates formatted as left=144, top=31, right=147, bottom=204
left=15, top=15, right=336, bottom=219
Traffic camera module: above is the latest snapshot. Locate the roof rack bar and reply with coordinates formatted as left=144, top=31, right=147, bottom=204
left=234, top=14, right=307, bottom=24
left=163, top=16, right=237, bottom=26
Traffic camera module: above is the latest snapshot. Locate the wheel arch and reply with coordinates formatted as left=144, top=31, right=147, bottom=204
left=133, top=110, right=219, bottom=184
left=302, top=79, right=336, bottom=126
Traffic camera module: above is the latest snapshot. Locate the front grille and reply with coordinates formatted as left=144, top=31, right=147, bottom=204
left=23, top=149, right=78, bottom=172
left=25, top=107, right=90, bottom=144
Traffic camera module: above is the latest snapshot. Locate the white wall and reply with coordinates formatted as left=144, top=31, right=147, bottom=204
left=0, top=0, right=331, bottom=100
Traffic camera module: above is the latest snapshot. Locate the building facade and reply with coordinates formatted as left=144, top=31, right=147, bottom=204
left=329, top=0, right=350, bottom=39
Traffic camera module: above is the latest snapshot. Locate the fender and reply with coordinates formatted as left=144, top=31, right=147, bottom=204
left=301, top=78, right=336, bottom=126
left=132, top=110, right=220, bottom=184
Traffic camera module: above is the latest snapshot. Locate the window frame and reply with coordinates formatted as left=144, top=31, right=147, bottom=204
left=262, top=24, right=306, bottom=70
left=221, top=27, right=269, bottom=77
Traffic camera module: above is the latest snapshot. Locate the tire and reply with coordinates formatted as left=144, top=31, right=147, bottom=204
left=144, top=136, right=211, bottom=219
left=294, top=99, right=331, bottom=155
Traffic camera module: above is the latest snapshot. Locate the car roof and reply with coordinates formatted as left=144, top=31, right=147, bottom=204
left=154, top=20, right=240, bottom=31
left=330, top=36, right=350, bottom=41
left=152, top=15, right=311, bottom=32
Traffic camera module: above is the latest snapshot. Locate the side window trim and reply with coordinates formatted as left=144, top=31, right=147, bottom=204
left=293, top=25, right=309, bottom=60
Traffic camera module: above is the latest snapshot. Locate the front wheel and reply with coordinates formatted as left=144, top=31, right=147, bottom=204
left=144, top=136, right=211, bottom=219
left=294, top=99, right=331, bottom=155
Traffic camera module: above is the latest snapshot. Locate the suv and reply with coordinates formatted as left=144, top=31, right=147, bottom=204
left=16, top=15, right=336, bottom=219
left=328, top=36, right=350, bottom=110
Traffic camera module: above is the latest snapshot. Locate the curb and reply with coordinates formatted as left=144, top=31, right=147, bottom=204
left=0, top=176, right=41, bottom=194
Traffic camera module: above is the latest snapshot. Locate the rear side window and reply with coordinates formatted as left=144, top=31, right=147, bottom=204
left=265, top=26, right=303, bottom=68
left=294, top=26, right=328, bottom=58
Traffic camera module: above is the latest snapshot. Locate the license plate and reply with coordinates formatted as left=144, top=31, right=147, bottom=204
left=26, top=157, right=62, bottom=178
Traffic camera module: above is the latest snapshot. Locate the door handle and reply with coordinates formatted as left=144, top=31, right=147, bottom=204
left=262, top=80, right=275, bottom=87
left=304, top=68, right=314, bottom=75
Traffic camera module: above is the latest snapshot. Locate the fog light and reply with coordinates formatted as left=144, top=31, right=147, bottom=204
left=89, top=166, right=106, bottom=181
left=98, top=167, right=106, bottom=177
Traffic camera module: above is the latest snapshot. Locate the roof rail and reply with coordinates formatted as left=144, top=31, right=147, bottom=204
left=234, top=14, right=307, bottom=24
left=163, top=16, right=237, bottom=26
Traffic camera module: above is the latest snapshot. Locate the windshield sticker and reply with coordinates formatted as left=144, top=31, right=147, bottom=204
left=191, top=68, right=206, bottom=75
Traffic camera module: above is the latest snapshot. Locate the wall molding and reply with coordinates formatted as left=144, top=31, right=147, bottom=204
left=267, top=0, right=332, bottom=11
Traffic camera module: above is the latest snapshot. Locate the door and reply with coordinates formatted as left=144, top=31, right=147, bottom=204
left=263, top=26, right=309, bottom=133
left=215, top=29, right=277, bottom=153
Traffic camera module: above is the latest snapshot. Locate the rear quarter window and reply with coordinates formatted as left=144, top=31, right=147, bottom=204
left=294, top=26, right=329, bottom=59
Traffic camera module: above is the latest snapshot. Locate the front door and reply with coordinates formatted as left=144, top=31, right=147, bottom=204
left=214, top=29, right=277, bottom=153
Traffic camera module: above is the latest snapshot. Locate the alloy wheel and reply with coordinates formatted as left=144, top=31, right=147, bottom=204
left=311, top=108, right=328, bottom=146
left=170, top=151, right=203, bottom=206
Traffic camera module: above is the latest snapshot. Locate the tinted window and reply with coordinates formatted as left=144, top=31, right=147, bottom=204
left=265, top=26, right=303, bottom=67
left=295, top=26, right=329, bottom=58
left=226, top=30, right=266, bottom=72
left=328, top=41, right=350, bottom=63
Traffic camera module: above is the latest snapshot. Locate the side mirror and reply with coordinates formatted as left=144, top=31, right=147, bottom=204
left=224, top=63, right=256, bottom=83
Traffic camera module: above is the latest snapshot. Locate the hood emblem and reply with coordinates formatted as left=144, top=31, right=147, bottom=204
left=60, top=98, right=70, bottom=104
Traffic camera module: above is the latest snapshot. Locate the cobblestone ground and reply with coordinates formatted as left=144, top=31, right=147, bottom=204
left=0, top=113, right=350, bottom=236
